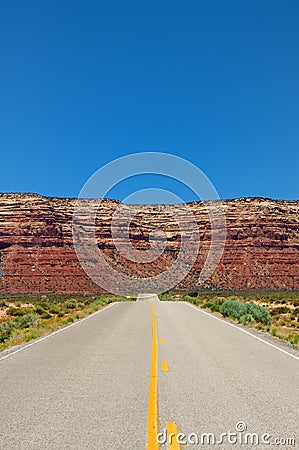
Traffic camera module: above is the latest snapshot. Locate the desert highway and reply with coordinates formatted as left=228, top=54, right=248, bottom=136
left=0, top=295, right=298, bottom=449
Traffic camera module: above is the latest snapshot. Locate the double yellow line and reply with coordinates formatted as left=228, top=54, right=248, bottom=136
left=148, top=301, right=158, bottom=449
left=147, top=301, right=180, bottom=450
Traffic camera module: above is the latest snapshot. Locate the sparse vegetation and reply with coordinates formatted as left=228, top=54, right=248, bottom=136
left=0, top=293, right=131, bottom=351
left=161, top=291, right=299, bottom=346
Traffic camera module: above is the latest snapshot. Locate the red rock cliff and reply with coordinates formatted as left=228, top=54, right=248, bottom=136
left=0, top=194, right=298, bottom=293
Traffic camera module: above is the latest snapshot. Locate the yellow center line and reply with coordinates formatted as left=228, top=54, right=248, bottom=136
left=161, top=361, right=169, bottom=372
left=158, top=325, right=162, bottom=330
left=159, top=338, right=164, bottom=344
left=147, top=301, right=158, bottom=450
left=166, top=422, right=181, bottom=450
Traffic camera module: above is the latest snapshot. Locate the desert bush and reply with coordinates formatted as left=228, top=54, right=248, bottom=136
left=210, top=304, right=220, bottom=312
left=246, top=303, right=272, bottom=325
left=204, top=302, right=214, bottom=309
left=185, top=296, right=201, bottom=305
left=24, top=330, right=38, bottom=342
left=39, top=302, right=50, bottom=309
left=220, top=300, right=247, bottom=320
left=239, top=314, right=255, bottom=324
left=64, top=301, right=77, bottom=309
left=187, top=291, right=198, bottom=297
left=16, top=314, right=38, bottom=329
left=213, top=297, right=225, bottom=306
left=34, top=306, right=46, bottom=315
left=0, top=321, right=15, bottom=342
left=290, top=334, right=299, bottom=346
left=92, top=299, right=106, bottom=306
left=48, top=305, right=61, bottom=314
left=220, top=300, right=271, bottom=325
left=6, top=307, right=34, bottom=316
left=41, top=313, right=52, bottom=319
left=273, top=306, right=291, bottom=314
left=227, top=295, right=244, bottom=302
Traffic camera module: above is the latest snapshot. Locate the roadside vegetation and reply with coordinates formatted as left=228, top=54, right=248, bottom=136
left=0, top=293, right=129, bottom=351
left=160, top=291, right=299, bottom=347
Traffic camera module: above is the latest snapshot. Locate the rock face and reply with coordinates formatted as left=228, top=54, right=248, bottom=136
left=0, top=193, right=298, bottom=293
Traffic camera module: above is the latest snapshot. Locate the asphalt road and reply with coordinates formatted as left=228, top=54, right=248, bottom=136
left=0, top=295, right=298, bottom=449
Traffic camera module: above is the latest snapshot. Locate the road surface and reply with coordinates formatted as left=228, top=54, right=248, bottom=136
left=0, top=295, right=298, bottom=449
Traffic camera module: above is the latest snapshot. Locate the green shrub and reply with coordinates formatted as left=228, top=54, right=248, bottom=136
left=16, top=314, right=38, bottom=329
left=204, top=302, right=214, bottom=309
left=64, top=301, right=77, bottom=309
left=92, top=299, right=106, bottom=306
left=184, top=296, right=199, bottom=304
left=246, top=303, right=272, bottom=325
left=290, top=334, right=299, bottom=346
left=220, top=300, right=271, bottom=325
left=24, top=330, right=38, bottom=342
left=34, top=306, right=46, bottom=315
left=39, top=302, right=50, bottom=309
left=273, top=306, right=291, bottom=314
left=279, top=320, right=287, bottom=326
left=0, top=321, right=15, bottom=342
left=48, top=305, right=61, bottom=314
left=187, top=291, right=198, bottom=297
left=220, top=300, right=247, bottom=320
left=239, top=314, right=254, bottom=324
left=6, top=307, right=34, bottom=316
left=213, top=297, right=225, bottom=306
left=41, top=313, right=52, bottom=319
left=210, top=304, right=220, bottom=312
left=227, top=295, right=244, bottom=302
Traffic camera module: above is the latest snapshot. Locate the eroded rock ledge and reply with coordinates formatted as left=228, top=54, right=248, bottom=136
left=0, top=193, right=298, bottom=293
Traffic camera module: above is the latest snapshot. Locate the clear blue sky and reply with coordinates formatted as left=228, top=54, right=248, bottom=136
left=1, top=1, right=298, bottom=201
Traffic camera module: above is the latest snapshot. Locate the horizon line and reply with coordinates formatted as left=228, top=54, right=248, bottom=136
left=0, top=191, right=298, bottom=204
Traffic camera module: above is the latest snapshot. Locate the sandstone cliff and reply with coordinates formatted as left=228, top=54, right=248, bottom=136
left=0, top=194, right=298, bottom=293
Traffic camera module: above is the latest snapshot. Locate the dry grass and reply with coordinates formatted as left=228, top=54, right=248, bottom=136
left=160, top=291, right=299, bottom=346
left=0, top=293, right=129, bottom=351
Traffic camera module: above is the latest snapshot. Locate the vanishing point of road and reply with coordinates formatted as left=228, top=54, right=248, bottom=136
left=0, top=295, right=298, bottom=449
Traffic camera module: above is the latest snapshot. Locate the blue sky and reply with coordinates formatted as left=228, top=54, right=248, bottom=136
left=1, top=1, right=298, bottom=201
